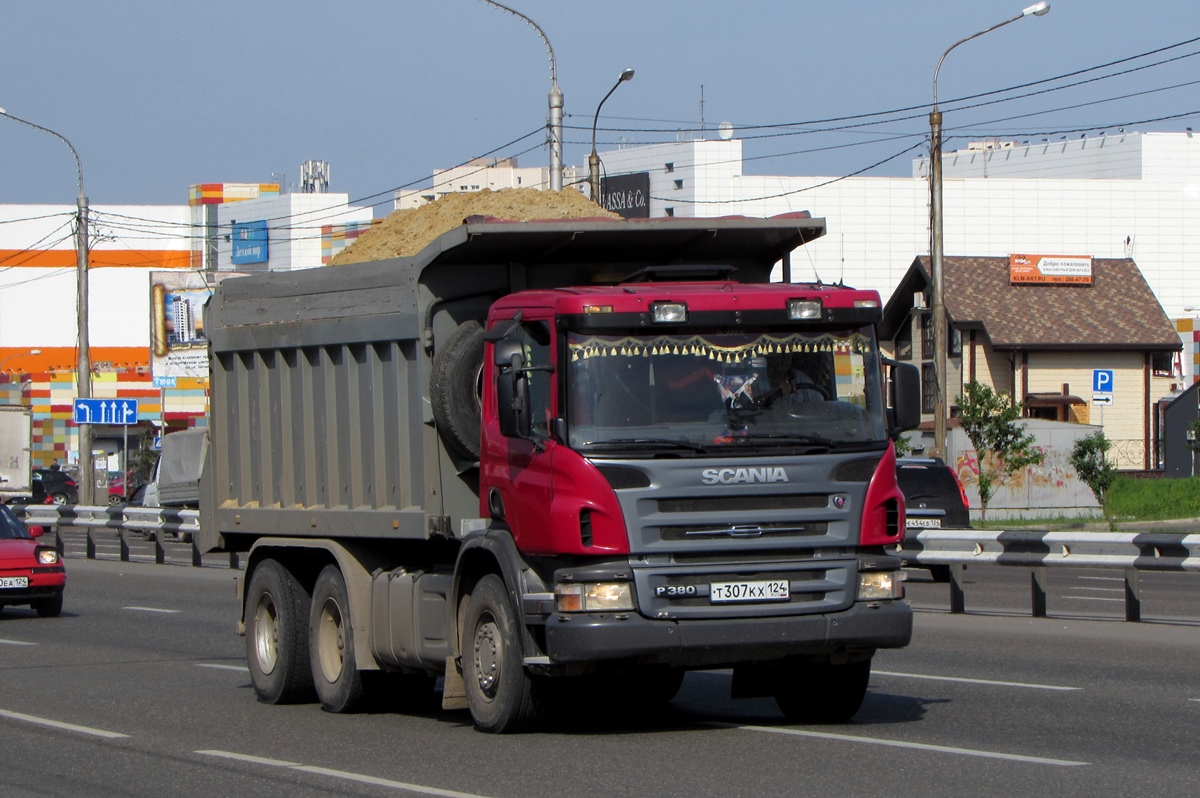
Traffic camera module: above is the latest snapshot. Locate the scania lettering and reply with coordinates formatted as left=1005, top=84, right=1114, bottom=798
left=200, top=214, right=922, bottom=734
left=702, top=467, right=790, bottom=485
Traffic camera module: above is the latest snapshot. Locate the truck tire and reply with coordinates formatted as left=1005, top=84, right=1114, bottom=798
left=245, top=559, right=315, bottom=704
left=774, top=658, right=871, bottom=724
left=309, top=565, right=368, bottom=713
left=462, top=574, right=545, bottom=733
left=431, top=320, right=485, bottom=461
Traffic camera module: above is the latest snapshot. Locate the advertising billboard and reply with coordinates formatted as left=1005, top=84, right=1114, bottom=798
left=1009, top=254, right=1093, bottom=285
left=231, top=220, right=269, bottom=265
left=149, top=272, right=240, bottom=382
left=600, top=172, right=651, bottom=219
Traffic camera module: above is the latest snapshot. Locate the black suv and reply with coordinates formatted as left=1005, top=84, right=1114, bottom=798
left=895, top=456, right=970, bottom=581
left=32, top=469, right=79, bottom=506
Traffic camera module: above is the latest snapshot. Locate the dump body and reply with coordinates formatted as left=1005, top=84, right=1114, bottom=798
left=201, top=214, right=919, bottom=732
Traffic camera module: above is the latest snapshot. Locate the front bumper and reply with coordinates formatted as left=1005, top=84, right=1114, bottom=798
left=0, top=567, right=66, bottom=605
left=541, top=598, right=911, bottom=667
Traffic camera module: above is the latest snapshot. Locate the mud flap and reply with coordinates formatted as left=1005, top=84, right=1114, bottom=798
left=441, top=655, right=468, bottom=710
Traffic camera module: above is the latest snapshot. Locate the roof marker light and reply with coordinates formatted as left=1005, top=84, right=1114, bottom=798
left=787, top=299, right=822, bottom=320
left=651, top=302, right=688, bottom=323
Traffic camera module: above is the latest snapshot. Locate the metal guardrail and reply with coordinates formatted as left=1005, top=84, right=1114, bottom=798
left=11, top=503, right=238, bottom=569
left=898, top=529, right=1200, bottom=621
left=11, top=505, right=1198, bottom=620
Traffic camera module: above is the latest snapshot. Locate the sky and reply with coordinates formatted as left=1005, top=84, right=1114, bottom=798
left=0, top=1, right=1197, bottom=216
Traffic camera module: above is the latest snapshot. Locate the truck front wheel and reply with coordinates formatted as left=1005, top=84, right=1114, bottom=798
left=310, top=565, right=368, bottom=713
left=462, top=574, right=544, bottom=733
left=245, top=559, right=314, bottom=704
left=774, top=658, right=871, bottom=723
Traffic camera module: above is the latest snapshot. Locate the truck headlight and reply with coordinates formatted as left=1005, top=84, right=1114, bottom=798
left=857, top=571, right=902, bottom=601
left=555, top=582, right=635, bottom=613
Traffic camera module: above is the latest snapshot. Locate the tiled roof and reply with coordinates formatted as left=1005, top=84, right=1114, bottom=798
left=914, top=255, right=1180, bottom=350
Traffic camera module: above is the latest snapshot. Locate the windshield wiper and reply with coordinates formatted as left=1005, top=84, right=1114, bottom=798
left=583, top=438, right=709, bottom=453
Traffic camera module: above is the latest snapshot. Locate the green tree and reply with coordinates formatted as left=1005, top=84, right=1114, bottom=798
left=956, top=382, right=1045, bottom=522
left=1070, top=431, right=1116, bottom=527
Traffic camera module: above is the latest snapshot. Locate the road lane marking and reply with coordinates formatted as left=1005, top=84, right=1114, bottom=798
left=123, top=606, right=181, bottom=613
left=197, top=750, right=494, bottom=797
left=1077, top=576, right=1123, bottom=582
left=196, top=663, right=249, bottom=673
left=0, top=708, right=129, bottom=739
left=1062, top=596, right=1124, bottom=602
left=0, top=638, right=36, bottom=646
left=714, top=723, right=1089, bottom=766
left=875, top=671, right=1081, bottom=691
left=1070, top=587, right=1123, bottom=593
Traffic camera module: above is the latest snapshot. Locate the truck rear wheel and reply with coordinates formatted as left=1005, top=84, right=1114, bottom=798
left=245, top=559, right=314, bottom=704
left=430, top=320, right=484, bottom=461
left=462, top=574, right=544, bottom=733
left=310, top=565, right=368, bottom=712
left=774, top=658, right=871, bottom=724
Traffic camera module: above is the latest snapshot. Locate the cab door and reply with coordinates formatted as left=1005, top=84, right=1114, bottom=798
left=480, top=316, right=560, bottom=553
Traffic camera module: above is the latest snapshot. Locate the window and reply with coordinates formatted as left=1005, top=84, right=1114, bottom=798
left=895, top=320, right=913, bottom=361
left=922, top=363, right=936, bottom=414
left=1152, top=351, right=1174, bottom=377
left=518, top=321, right=553, bottom=436
left=674, top=179, right=685, bottom=190
left=919, top=313, right=960, bottom=358
left=665, top=162, right=675, bottom=173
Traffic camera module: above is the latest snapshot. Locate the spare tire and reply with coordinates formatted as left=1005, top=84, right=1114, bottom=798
left=431, top=320, right=485, bottom=460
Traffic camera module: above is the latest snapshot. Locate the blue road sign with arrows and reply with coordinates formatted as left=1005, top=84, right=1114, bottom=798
left=73, top=398, right=139, bottom=425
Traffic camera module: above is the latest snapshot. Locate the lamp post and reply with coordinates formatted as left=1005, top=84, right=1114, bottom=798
left=589, top=68, right=635, bottom=206
left=929, top=2, right=1049, bottom=459
left=0, top=349, right=43, bottom=373
left=0, top=109, right=94, bottom=504
left=481, top=1, right=564, bottom=191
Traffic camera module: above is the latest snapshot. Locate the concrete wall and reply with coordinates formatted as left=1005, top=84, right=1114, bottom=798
left=906, top=421, right=1104, bottom=520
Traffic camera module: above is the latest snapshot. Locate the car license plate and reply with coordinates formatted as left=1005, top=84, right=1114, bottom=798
left=907, top=518, right=942, bottom=528
left=710, top=580, right=789, bottom=603
left=0, top=576, right=29, bottom=589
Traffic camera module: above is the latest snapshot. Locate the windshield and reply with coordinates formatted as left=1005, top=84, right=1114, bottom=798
left=0, top=505, right=34, bottom=540
left=567, top=328, right=888, bottom=452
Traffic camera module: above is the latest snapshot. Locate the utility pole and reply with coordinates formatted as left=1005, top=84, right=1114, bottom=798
left=1, top=109, right=94, bottom=503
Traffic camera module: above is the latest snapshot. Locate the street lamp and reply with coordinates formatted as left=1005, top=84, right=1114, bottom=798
left=0, top=349, right=43, bottom=373
left=928, top=2, right=1049, bottom=459
left=0, top=108, right=94, bottom=503
left=589, top=68, right=635, bottom=206
left=482, top=1, right=564, bottom=191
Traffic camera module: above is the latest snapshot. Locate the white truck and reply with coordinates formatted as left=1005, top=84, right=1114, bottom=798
left=142, top=428, right=206, bottom=540
left=0, top=407, right=33, bottom=505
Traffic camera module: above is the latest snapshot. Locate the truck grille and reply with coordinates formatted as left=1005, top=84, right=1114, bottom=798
left=630, top=559, right=855, bottom=619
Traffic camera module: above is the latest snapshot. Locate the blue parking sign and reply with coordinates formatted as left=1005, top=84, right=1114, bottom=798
left=1093, top=369, right=1113, bottom=394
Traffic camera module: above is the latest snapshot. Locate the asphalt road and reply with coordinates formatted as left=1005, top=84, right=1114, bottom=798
left=1, top=559, right=1197, bottom=797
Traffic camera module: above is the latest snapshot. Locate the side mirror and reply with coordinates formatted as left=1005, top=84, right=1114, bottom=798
left=494, top=340, right=531, bottom=439
left=887, top=360, right=922, bottom=433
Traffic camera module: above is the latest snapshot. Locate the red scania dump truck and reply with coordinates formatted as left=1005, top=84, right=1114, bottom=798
left=199, top=212, right=921, bottom=732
